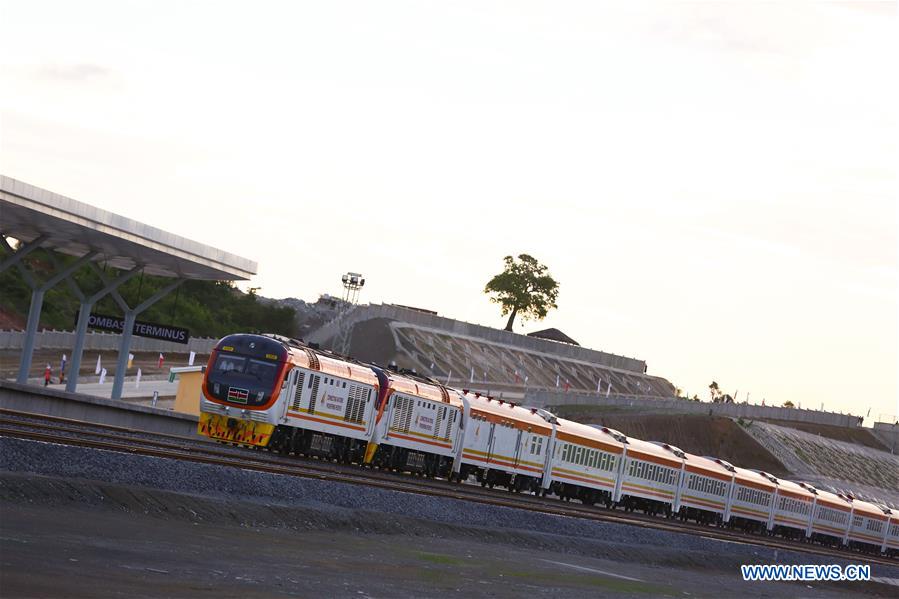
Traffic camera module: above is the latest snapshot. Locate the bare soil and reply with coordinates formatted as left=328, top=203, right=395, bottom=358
left=1, top=473, right=892, bottom=598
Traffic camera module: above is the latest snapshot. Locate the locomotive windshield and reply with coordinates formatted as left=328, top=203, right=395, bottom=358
left=205, top=334, right=287, bottom=407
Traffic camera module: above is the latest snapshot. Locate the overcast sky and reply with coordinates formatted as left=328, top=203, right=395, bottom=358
left=1, top=1, right=896, bottom=420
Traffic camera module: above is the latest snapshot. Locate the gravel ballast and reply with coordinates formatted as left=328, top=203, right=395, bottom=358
left=3, top=436, right=898, bottom=579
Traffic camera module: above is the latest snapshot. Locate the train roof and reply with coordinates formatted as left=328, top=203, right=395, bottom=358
left=845, top=496, right=891, bottom=520
left=311, top=351, right=380, bottom=386
left=683, top=453, right=735, bottom=480
left=803, top=485, right=853, bottom=511
left=388, top=373, right=463, bottom=408
left=625, top=437, right=684, bottom=467
left=461, top=392, right=553, bottom=435
left=770, top=477, right=816, bottom=501
left=556, top=418, right=626, bottom=453
left=732, top=466, right=777, bottom=491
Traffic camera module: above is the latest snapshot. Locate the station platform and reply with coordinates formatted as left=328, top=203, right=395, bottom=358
left=0, top=380, right=197, bottom=438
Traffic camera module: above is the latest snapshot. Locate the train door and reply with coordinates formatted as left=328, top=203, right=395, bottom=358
left=485, top=423, right=497, bottom=466
left=512, top=429, right=524, bottom=469
left=280, top=367, right=304, bottom=420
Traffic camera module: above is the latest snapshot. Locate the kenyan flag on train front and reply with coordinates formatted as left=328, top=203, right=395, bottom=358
left=228, top=387, right=249, bottom=403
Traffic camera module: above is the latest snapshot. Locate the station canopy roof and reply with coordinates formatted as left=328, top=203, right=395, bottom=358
left=0, top=175, right=256, bottom=281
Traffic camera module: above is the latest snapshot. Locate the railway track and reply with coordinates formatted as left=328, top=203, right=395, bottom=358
left=1, top=408, right=896, bottom=567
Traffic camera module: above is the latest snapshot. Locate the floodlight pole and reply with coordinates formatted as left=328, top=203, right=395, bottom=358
left=337, top=272, right=365, bottom=354
left=341, top=271, right=365, bottom=305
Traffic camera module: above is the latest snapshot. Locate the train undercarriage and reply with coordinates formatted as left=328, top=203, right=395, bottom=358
left=455, top=465, right=541, bottom=494
left=268, top=425, right=368, bottom=464
left=550, top=482, right=613, bottom=508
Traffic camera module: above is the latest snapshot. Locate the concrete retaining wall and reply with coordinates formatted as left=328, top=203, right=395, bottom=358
left=308, top=303, right=647, bottom=373
left=872, top=422, right=899, bottom=454
left=0, top=380, right=199, bottom=438
left=0, top=329, right=218, bottom=353
left=526, top=390, right=863, bottom=428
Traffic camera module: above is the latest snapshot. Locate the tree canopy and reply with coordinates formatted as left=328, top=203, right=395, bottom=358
left=484, top=254, right=559, bottom=331
left=0, top=248, right=296, bottom=339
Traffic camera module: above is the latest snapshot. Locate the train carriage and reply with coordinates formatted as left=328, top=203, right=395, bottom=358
left=803, top=486, right=852, bottom=547
left=845, top=497, right=891, bottom=553
left=728, top=467, right=776, bottom=532
left=547, top=420, right=625, bottom=506
left=617, top=438, right=684, bottom=515
left=276, top=351, right=380, bottom=461
left=364, top=372, right=464, bottom=477
left=676, top=454, right=733, bottom=524
left=884, top=508, right=899, bottom=557
left=761, top=474, right=815, bottom=540
left=458, top=392, right=556, bottom=493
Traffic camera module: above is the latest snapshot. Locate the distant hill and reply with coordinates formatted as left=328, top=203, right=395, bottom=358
left=257, top=294, right=347, bottom=341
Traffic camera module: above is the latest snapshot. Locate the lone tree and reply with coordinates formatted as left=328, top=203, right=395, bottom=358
left=484, top=254, right=559, bottom=331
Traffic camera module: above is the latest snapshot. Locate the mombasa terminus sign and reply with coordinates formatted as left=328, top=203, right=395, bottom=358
left=75, top=311, right=190, bottom=344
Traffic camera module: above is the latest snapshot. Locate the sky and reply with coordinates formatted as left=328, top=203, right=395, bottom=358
left=1, top=1, right=896, bottom=421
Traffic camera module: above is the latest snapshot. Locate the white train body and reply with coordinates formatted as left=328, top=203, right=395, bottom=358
left=458, top=392, right=555, bottom=492
left=678, top=455, right=733, bottom=520
left=369, top=377, right=464, bottom=470
left=617, top=439, right=682, bottom=512
left=768, top=477, right=815, bottom=537
left=548, top=421, right=624, bottom=505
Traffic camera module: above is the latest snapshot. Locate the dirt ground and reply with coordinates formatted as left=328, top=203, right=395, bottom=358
left=1, top=473, right=895, bottom=598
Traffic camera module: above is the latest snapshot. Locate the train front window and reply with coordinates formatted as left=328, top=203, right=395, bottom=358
left=214, top=355, right=246, bottom=375
left=208, top=353, right=281, bottom=406
left=246, top=359, right=278, bottom=387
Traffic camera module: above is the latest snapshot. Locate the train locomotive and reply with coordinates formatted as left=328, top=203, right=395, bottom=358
left=198, top=333, right=899, bottom=557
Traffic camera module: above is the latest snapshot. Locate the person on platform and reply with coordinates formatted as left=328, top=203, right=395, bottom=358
left=44, top=364, right=52, bottom=386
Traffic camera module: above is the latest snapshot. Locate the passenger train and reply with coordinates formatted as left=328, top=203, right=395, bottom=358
left=198, top=333, right=899, bottom=557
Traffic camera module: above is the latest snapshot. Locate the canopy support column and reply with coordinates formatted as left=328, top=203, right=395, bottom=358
left=66, top=265, right=143, bottom=393
left=0, top=234, right=48, bottom=275
left=8, top=242, right=98, bottom=384
left=111, top=278, right=184, bottom=400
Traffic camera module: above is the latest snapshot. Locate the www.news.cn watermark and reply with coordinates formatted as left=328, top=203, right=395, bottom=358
left=741, top=564, right=871, bottom=582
